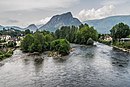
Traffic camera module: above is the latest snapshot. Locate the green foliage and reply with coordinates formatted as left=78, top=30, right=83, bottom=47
left=99, top=40, right=111, bottom=45
left=127, top=35, right=130, bottom=38
left=76, top=25, right=98, bottom=44
left=24, top=29, right=31, bottom=35
left=0, top=39, right=6, bottom=43
left=21, top=31, right=58, bottom=52
left=0, top=28, right=23, bottom=37
left=0, top=50, right=13, bottom=60
left=55, top=24, right=98, bottom=45
left=7, top=41, right=16, bottom=47
left=21, top=34, right=34, bottom=52
left=51, top=39, right=70, bottom=55
left=114, top=42, right=130, bottom=49
left=28, top=32, right=44, bottom=53
left=110, top=23, right=130, bottom=41
left=55, top=26, right=78, bottom=43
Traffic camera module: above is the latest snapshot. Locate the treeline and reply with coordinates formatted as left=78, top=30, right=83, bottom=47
left=21, top=30, right=70, bottom=55
left=21, top=24, right=98, bottom=55
left=0, top=28, right=23, bottom=37
left=55, top=24, right=98, bottom=45
left=110, top=22, right=130, bottom=49
left=0, top=28, right=34, bottom=37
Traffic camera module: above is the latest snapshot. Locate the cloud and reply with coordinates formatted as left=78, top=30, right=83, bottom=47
left=77, top=5, right=115, bottom=21
left=0, top=0, right=79, bottom=11
left=6, top=19, right=19, bottom=23
left=40, top=17, right=52, bottom=24
left=27, top=17, right=52, bottom=26
left=102, top=0, right=129, bottom=5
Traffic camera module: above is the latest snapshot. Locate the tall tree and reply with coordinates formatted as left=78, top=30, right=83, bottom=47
left=110, top=22, right=130, bottom=41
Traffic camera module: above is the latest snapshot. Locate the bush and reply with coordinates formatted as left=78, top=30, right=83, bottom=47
left=4, top=53, right=12, bottom=57
left=0, top=50, right=13, bottom=60
left=21, top=32, right=71, bottom=56
left=99, top=40, right=111, bottom=45
left=21, top=34, right=34, bottom=52
left=114, top=42, right=130, bottom=49
left=7, top=41, right=16, bottom=47
left=51, top=39, right=70, bottom=56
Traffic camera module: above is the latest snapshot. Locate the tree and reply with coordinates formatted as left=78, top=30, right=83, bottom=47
left=7, top=41, right=16, bottom=47
left=21, top=34, right=34, bottom=52
left=21, top=31, right=56, bottom=53
left=75, top=25, right=98, bottom=44
left=33, top=32, right=45, bottom=52
left=51, top=39, right=70, bottom=55
left=110, top=23, right=130, bottom=42
left=55, top=24, right=98, bottom=45
left=25, top=29, right=31, bottom=35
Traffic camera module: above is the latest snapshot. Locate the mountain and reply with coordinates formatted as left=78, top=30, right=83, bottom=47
left=84, top=15, right=130, bottom=34
left=26, top=24, right=38, bottom=31
left=39, top=12, right=82, bottom=31
left=0, top=25, right=4, bottom=30
left=4, top=26, right=23, bottom=31
left=0, top=25, right=23, bottom=31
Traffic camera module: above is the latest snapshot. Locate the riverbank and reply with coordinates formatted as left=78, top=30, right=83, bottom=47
left=0, top=48, right=15, bottom=61
left=113, top=45, right=130, bottom=53
left=98, top=41, right=130, bottom=53
left=1, top=43, right=130, bottom=87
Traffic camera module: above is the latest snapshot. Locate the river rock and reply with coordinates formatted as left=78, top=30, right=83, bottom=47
left=0, top=63, right=4, bottom=67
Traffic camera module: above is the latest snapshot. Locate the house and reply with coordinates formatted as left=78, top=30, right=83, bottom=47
left=120, top=38, right=130, bottom=42
left=100, top=35, right=112, bottom=41
left=0, top=35, right=11, bottom=41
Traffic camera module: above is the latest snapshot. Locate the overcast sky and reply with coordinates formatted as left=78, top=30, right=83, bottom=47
left=0, top=0, right=130, bottom=27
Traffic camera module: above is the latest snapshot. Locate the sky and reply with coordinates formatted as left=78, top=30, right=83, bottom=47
left=0, top=0, right=130, bottom=27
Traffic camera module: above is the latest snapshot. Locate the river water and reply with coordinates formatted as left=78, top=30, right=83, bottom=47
left=0, top=42, right=130, bottom=87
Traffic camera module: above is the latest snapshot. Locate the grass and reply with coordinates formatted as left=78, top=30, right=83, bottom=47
left=114, top=42, right=130, bottom=49
left=98, top=40, right=111, bottom=45
left=0, top=49, right=13, bottom=61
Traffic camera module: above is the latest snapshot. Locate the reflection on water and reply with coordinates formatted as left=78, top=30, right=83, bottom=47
left=0, top=43, right=130, bottom=87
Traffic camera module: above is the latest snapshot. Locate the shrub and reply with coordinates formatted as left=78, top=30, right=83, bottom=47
left=99, top=40, right=111, bottom=45
left=115, top=42, right=130, bottom=49
left=7, top=41, right=16, bottom=47
left=51, top=39, right=70, bottom=56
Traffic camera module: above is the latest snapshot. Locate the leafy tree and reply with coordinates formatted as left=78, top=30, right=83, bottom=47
left=55, top=26, right=78, bottom=43
left=21, top=31, right=56, bottom=53
left=51, top=39, right=70, bottom=55
left=75, top=25, right=98, bottom=44
left=55, top=24, right=98, bottom=45
left=7, top=41, right=16, bottom=47
left=24, top=29, right=31, bottom=35
left=110, top=23, right=130, bottom=42
left=21, top=34, right=34, bottom=52
left=32, top=32, right=45, bottom=52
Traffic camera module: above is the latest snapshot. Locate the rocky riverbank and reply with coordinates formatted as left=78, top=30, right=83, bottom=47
left=113, top=46, right=130, bottom=53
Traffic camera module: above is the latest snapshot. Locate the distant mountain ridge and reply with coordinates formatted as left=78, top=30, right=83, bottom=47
left=0, top=25, right=4, bottom=30
left=84, top=15, right=130, bottom=34
left=1, top=14, right=130, bottom=34
left=0, top=24, right=38, bottom=31
left=26, top=24, right=38, bottom=31
left=39, top=12, right=82, bottom=31
left=0, top=25, right=23, bottom=31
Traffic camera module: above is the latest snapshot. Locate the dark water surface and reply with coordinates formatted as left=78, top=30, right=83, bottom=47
left=0, top=43, right=130, bottom=87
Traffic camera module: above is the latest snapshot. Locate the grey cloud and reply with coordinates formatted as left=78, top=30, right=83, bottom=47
left=0, top=0, right=130, bottom=27
left=6, top=19, right=19, bottom=23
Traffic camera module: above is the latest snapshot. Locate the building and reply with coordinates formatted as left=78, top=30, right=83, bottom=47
left=0, top=35, right=11, bottom=41
left=120, top=38, right=130, bottom=42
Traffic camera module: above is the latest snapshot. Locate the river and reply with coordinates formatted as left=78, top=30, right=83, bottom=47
left=0, top=42, right=130, bottom=87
